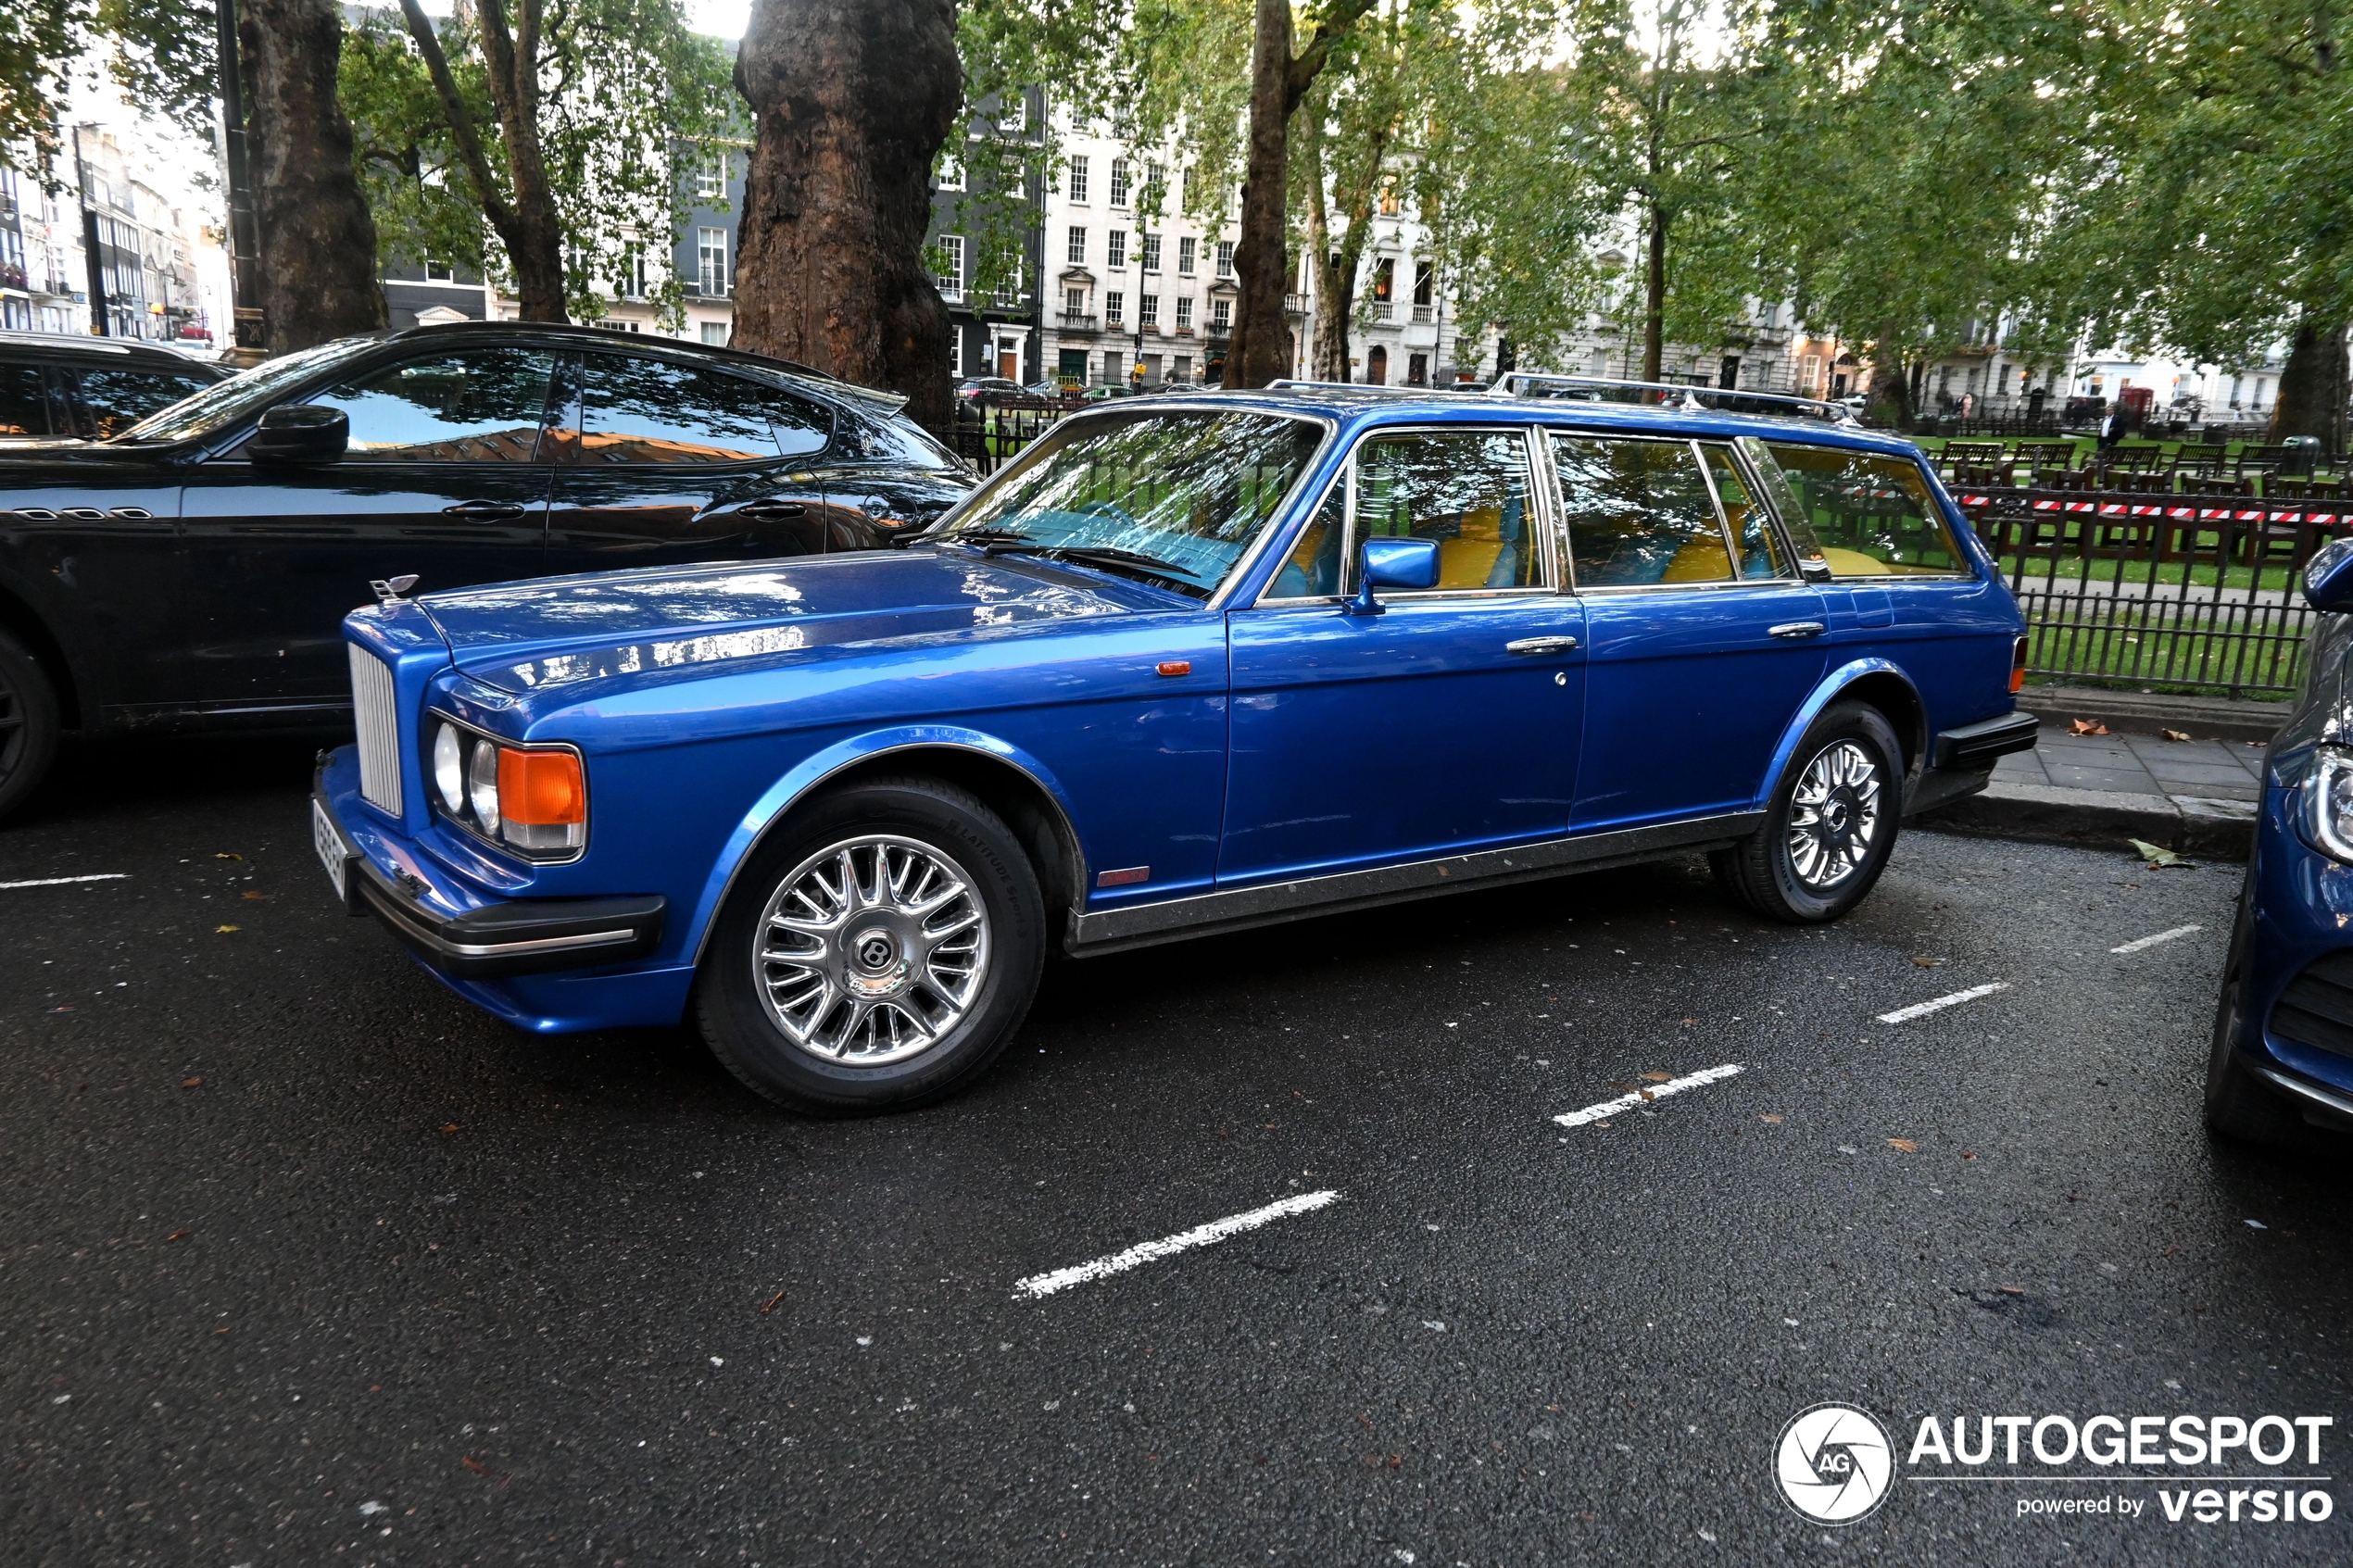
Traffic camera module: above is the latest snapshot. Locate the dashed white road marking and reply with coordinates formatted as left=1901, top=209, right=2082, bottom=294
left=1877, top=983, right=2009, bottom=1024
left=1014, top=1189, right=1341, bottom=1298
left=1553, top=1063, right=1743, bottom=1128
left=0, top=873, right=129, bottom=891
left=2111, top=924, right=2203, bottom=955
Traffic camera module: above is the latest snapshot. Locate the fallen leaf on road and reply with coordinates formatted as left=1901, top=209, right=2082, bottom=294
left=2161, top=1246, right=2181, bottom=1258
left=2160, top=728, right=2192, bottom=742
left=1639, top=1072, right=1674, bottom=1082
left=165, top=1230, right=190, bottom=1242
left=2068, top=719, right=2108, bottom=735
left=1593, top=1120, right=1613, bottom=1129
left=1760, top=1113, right=1783, bottom=1123
left=214, top=852, right=244, bottom=861
left=1909, top=955, right=1944, bottom=968
left=2127, top=838, right=2193, bottom=867
left=214, top=924, right=239, bottom=934
left=181, top=1076, right=202, bottom=1088
left=1961, top=1151, right=1979, bottom=1160
left=215, top=1325, right=231, bottom=1334
left=242, top=891, right=271, bottom=901
left=440, top=1123, right=461, bottom=1135
left=1636, top=1088, right=1655, bottom=1101
left=459, top=1455, right=510, bottom=1485
left=1998, top=1285, right=2025, bottom=1295
left=760, top=1289, right=786, bottom=1315
left=1888, top=1138, right=1919, bottom=1152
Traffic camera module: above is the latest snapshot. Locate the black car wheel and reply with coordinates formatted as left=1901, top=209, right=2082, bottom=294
left=695, top=777, right=1045, bottom=1113
left=0, top=627, right=62, bottom=824
left=2203, top=879, right=2307, bottom=1147
left=1712, top=700, right=1904, bottom=923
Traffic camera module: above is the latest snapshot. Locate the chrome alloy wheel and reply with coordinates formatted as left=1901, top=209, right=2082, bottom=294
left=753, top=835, right=991, bottom=1065
left=1786, top=739, right=1883, bottom=890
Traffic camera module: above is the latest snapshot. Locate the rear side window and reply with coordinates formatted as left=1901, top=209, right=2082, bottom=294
left=1761, top=443, right=1966, bottom=576
left=0, top=364, right=50, bottom=437
left=76, top=367, right=219, bottom=437
left=1552, top=434, right=1732, bottom=587
left=564, top=354, right=828, bottom=463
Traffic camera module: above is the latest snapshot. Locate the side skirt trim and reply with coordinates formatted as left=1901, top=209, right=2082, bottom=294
left=1063, top=811, right=1765, bottom=957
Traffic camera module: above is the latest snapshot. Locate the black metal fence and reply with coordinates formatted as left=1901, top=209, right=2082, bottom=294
left=1955, top=487, right=2351, bottom=697
left=947, top=395, right=1072, bottom=475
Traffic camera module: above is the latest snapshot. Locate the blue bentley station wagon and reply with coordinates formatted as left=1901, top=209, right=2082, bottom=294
left=312, top=379, right=2037, bottom=1110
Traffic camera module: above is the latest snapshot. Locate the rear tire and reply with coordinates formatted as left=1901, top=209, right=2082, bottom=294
left=2203, top=880, right=2307, bottom=1148
left=694, top=776, right=1044, bottom=1113
left=1712, top=701, right=1904, bottom=923
left=0, top=627, right=61, bottom=824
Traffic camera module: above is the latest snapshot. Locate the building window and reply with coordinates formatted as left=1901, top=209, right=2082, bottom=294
left=1140, top=294, right=1159, bottom=330
left=422, top=257, right=453, bottom=282
left=1109, top=157, right=1130, bottom=207
left=697, top=227, right=730, bottom=295
left=1175, top=295, right=1193, bottom=331
left=1067, top=155, right=1088, bottom=204
left=1176, top=236, right=1197, bottom=276
left=998, top=96, right=1026, bottom=135
left=1104, top=290, right=1124, bottom=326
left=1412, top=260, right=1432, bottom=306
left=1066, top=225, right=1086, bottom=266
left=1141, top=233, right=1161, bottom=273
left=936, top=153, right=963, bottom=193
left=1106, top=230, right=1126, bottom=270
left=928, top=233, right=964, bottom=298
left=1378, top=176, right=1401, bottom=216
left=1145, top=161, right=1164, bottom=207
left=1065, top=286, right=1086, bottom=316
left=617, top=241, right=647, bottom=298
left=1215, top=241, right=1234, bottom=280
left=696, top=149, right=728, bottom=199
left=700, top=321, right=727, bottom=345
left=1211, top=296, right=1231, bottom=330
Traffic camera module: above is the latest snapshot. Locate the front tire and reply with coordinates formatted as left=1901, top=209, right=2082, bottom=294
left=695, top=777, right=1045, bottom=1113
left=1712, top=700, right=1904, bottom=923
left=0, top=627, right=62, bottom=824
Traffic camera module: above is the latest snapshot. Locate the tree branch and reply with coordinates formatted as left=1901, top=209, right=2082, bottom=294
left=1286, top=0, right=1379, bottom=114
left=394, top=0, right=522, bottom=237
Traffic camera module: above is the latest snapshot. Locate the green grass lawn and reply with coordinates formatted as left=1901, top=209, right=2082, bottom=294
left=2020, top=604, right=2309, bottom=696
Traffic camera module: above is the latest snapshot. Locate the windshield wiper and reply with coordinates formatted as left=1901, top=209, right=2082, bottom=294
left=941, top=527, right=1036, bottom=546
left=981, top=540, right=1200, bottom=589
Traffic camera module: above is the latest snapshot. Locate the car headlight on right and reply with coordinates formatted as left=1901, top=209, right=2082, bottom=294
left=428, top=717, right=586, bottom=859
left=2306, top=747, right=2353, bottom=862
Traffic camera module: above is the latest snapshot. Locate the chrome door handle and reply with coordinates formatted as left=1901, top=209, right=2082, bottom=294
left=738, top=500, right=808, bottom=521
left=1768, top=621, right=1827, bottom=639
left=1505, top=635, right=1580, bottom=655
left=443, top=500, right=527, bottom=521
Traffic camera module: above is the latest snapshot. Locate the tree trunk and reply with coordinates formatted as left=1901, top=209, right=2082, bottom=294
left=733, top=0, right=958, bottom=433
left=2270, top=319, right=2350, bottom=455
left=1641, top=197, right=1667, bottom=384
left=474, top=0, right=567, bottom=320
left=239, top=0, right=385, bottom=353
left=1301, top=118, right=1341, bottom=381
left=1309, top=123, right=1386, bottom=383
left=1862, top=348, right=1915, bottom=431
left=1226, top=0, right=1296, bottom=388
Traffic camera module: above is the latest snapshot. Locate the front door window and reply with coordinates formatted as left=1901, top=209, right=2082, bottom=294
left=310, top=347, right=557, bottom=461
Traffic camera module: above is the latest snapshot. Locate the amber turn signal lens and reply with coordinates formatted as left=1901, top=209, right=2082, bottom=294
left=2010, top=634, right=2029, bottom=694
left=497, top=747, right=585, bottom=825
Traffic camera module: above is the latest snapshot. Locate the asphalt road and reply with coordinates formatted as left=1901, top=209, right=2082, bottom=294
left=3, top=735, right=2348, bottom=1566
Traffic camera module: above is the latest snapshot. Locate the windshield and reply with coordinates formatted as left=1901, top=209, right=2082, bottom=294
left=935, top=408, right=1325, bottom=598
left=115, top=337, right=383, bottom=444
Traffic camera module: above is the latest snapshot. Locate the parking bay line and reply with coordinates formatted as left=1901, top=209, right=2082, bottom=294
left=2112, top=924, right=2203, bottom=955
left=1553, top=1062, right=1743, bottom=1129
left=1013, top=1190, right=1342, bottom=1299
left=1877, top=983, right=2009, bottom=1024
left=0, top=873, right=129, bottom=891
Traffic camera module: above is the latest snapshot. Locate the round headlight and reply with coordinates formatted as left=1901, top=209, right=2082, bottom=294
left=433, top=723, right=467, bottom=814
left=468, top=737, right=501, bottom=833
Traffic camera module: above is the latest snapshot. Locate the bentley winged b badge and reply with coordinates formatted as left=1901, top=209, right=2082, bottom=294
left=370, top=574, right=421, bottom=608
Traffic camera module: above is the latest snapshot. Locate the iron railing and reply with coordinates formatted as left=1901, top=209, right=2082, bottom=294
left=1955, top=486, right=2353, bottom=697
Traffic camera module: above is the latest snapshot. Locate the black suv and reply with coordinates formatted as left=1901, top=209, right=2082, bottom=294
left=0, top=332, right=230, bottom=440
left=0, top=321, right=975, bottom=819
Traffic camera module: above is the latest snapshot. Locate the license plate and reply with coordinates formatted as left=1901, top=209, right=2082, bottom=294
left=312, top=798, right=349, bottom=905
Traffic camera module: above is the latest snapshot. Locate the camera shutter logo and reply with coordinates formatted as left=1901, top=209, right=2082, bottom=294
left=1775, top=1403, right=1895, bottom=1524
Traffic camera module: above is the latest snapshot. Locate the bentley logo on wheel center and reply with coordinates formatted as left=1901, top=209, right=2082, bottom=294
left=1777, top=1402, right=1896, bottom=1524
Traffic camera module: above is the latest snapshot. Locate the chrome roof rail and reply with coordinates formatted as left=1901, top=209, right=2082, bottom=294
left=1261, top=378, right=1489, bottom=397
left=1491, top=372, right=1860, bottom=426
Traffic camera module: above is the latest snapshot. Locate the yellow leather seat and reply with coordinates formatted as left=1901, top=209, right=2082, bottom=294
left=1439, top=506, right=1507, bottom=587
left=1659, top=533, right=1734, bottom=581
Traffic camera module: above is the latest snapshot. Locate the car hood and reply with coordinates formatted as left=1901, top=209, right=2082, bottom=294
left=418, top=548, right=1176, bottom=695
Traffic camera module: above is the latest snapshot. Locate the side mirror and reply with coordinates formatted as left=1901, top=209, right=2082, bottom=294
left=1343, top=536, right=1441, bottom=615
left=248, top=404, right=348, bottom=462
left=2306, top=536, right=2353, bottom=612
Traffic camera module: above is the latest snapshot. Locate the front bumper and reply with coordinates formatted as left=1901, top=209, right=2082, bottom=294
left=2233, top=778, right=2353, bottom=1110
left=311, top=765, right=665, bottom=981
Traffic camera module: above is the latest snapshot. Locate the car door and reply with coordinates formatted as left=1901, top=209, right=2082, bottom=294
left=1219, top=424, right=1587, bottom=885
left=543, top=350, right=861, bottom=573
left=180, top=344, right=559, bottom=710
left=1561, top=432, right=1831, bottom=832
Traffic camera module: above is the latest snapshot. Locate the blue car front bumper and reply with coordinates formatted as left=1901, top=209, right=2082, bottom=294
left=2233, top=779, right=2353, bottom=1121
left=311, top=745, right=696, bottom=1033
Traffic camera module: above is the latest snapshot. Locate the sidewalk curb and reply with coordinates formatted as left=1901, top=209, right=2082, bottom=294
left=1918, top=779, right=2257, bottom=859
left=2018, top=685, right=2287, bottom=746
